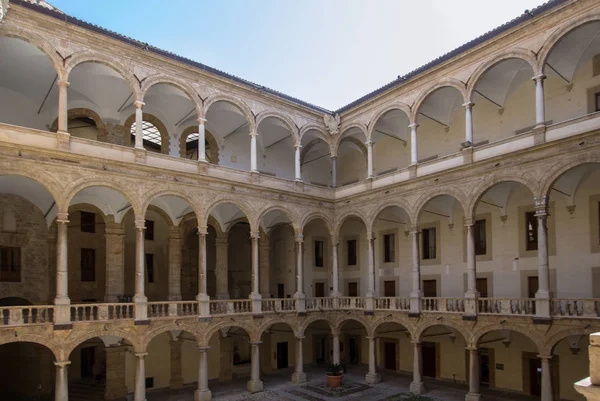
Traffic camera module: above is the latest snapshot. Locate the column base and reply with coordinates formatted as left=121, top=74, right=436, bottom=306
left=195, top=389, right=212, bottom=401
left=247, top=380, right=263, bottom=393
left=465, top=392, right=482, bottom=401
left=365, top=372, right=381, bottom=384
left=292, top=372, right=307, bottom=384
left=410, top=381, right=427, bottom=394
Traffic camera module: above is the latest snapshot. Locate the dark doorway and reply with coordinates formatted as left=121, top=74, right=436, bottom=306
left=529, top=358, right=542, bottom=396
left=348, top=336, right=359, bottom=364
left=476, top=278, right=488, bottom=297
left=314, top=335, right=327, bottom=364
left=422, top=342, right=436, bottom=377
left=384, top=281, right=396, bottom=297
left=348, top=282, right=358, bottom=297
left=277, top=283, right=284, bottom=298
left=384, top=342, right=397, bottom=370
left=423, top=280, right=437, bottom=297
left=527, top=276, right=538, bottom=298
left=315, top=282, right=325, bottom=297
left=480, top=349, right=490, bottom=387
left=80, top=347, right=95, bottom=378
left=276, top=342, right=288, bottom=369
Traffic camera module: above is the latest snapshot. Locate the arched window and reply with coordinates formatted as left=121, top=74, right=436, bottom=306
left=131, top=120, right=162, bottom=151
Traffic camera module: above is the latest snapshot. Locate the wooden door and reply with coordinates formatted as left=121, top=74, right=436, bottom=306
left=276, top=342, right=288, bottom=369
left=384, top=342, right=397, bottom=370
left=528, top=276, right=538, bottom=298
left=277, top=283, right=284, bottom=298
left=476, top=278, right=488, bottom=297
left=348, top=282, right=358, bottom=297
left=384, top=281, right=396, bottom=297
left=315, top=282, right=325, bottom=297
left=423, top=280, right=437, bottom=297
left=422, top=342, right=436, bottom=377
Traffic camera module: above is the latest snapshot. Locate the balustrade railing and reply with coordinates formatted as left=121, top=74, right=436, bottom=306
left=422, top=297, right=439, bottom=312
left=262, top=298, right=296, bottom=312
left=71, top=303, right=134, bottom=322
left=0, top=305, right=54, bottom=326
left=306, top=297, right=334, bottom=311
left=209, top=299, right=252, bottom=315
left=375, top=297, right=410, bottom=311
left=552, top=299, right=600, bottom=318
left=338, top=297, right=366, bottom=309
left=478, top=298, right=535, bottom=316
left=147, top=301, right=198, bottom=318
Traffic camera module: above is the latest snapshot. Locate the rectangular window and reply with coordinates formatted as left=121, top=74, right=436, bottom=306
left=146, top=253, right=154, bottom=283
left=422, top=228, right=436, bottom=260
left=596, top=92, right=600, bottom=112
left=384, top=233, right=395, bottom=263
left=145, top=220, right=154, bottom=241
left=525, top=211, right=538, bottom=251
left=80, top=211, right=95, bottom=233
left=474, top=219, right=487, bottom=255
left=80, top=248, right=96, bottom=282
left=347, top=239, right=357, bottom=266
left=0, top=246, right=21, bottom=282
left=314, top=240, right=324, bottom=268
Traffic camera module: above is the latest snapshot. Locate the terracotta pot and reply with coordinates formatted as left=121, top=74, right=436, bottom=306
left=327, top=374, right=343, bottom=387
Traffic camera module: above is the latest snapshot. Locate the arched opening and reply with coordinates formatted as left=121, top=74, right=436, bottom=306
left=0, top=342, right=55, bottom=399
left=180, top=125, right=219, bottom=163
left=257, top=116, right=296, bottom=179
left=337, top=128, right=367, bottom=186
left=338, top=216, right=368, bottom=297
left=260, top=209, right=294, bottom=299
left=551, top=334, right=589, bottom=401
left=373, top=322, right=410, bottom=373
left=259, top=322, right=297, bottom=375
left=302, top=217, right=332, bottom=298
left=338, top=319, right=368, bottom=367
left=304, top=319, right=334, bottom=365
left=0, top=37, right=58, bottom=131
left=300, top=130, right=332, bottom=186
left=127, top=115, right=169, bottom=154
left=419, top=324, right=467, bottom=381
left=371, top=108, right=411, bottom=175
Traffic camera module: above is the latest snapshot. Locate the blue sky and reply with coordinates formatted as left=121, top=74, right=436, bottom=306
left=49, top=0, right=546, bottom=110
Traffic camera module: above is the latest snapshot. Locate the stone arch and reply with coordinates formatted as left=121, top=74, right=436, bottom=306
left=539, top=156, right=600, bottom=199
left=140, top=74, right=202, bottom=116
left=0, top=335, right=61, bottom=361
left=0, top=26, right=64, bottom=79
left=140, top=323, right=201, bottom=350
left=140, top=188, right=202, bottom=225
left=255, top=204, right=300, bottom=235
left=123, top=112, right=170, bottom=154
left=0, top=169, right=65, bottom=213
left=300, top=211, right=334, bottom=239
left=63, top=51, right=140, bottom=98
left=471, top=323, right=541, bottom=352
left=466, top=174, right=540, bottom=218
left=368, top=199, right=414, bottom=233
left=62, top=328, right=141, bottom=358
left=299, top=123, right=329, bottom=143
left=413, top=187, right=468, bottom=224
left=298, top=315, right=336, bottom=337
left=256, top=110, right=299, bottom=145
left=334, top=210, right=369, bottom=238
left=367, top=102, right=413, bottom=141
left=203, top=198, right=255, bottom=232
left=371, top=316, right=416, bottom=339
left=67, top=203, right=109, bottom=225
left=411, top=78, right=468, bottom=123
left=414, top=321, right=471, bottom=345
left=179, top=125, right=219, bottom=163
left=203, top=93, right=256, bottom=132
left=466, top=48, right=540, bottom=100
left=333, top=315, right=372, bottom=337
left=540, top=328, right=595, bottom=356
left=123, top=204, right=175, bottom=229
left=256, top=318, right=300, bottom=339
left=201, top=321, right=257, bottom=345
left=50, top=107, right=106, bottom=135
left=334, top=121, right=368, bottom=151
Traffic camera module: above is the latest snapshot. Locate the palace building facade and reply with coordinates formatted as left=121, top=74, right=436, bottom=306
left=1, top=0, right=600, bottom=400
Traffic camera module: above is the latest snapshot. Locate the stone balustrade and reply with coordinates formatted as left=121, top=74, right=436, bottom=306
left=70, top=303, right=135, bottom=322
left=0, top=305, right=54, bottom=326
left=552, top=299, right=600, bottom=318
left=477, top=298, right=535, bottom=316
left=375, top=297, right=410, bottom=311
left=262, top=298, right=296, bottom=312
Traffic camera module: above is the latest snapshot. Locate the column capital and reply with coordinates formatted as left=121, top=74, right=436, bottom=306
left=537, top=354, right=553, bottom=361
left=331, top=235, right=340, bottom=246
left=411, top=340, right=422, bottom=346
left=197, top=225, right=208, bottom=236
left=250, top=231, right=260, bottom=240
left=367, top=232, right=376, bottom=241
left=57, top=79, right=70, bottom=88
left=408, top=123, right=419, bottom=129
left=295, top=336, right=305, bottom=341
left=365, top=140, right=374, bottom=146
left=366, top=336, right=378, bottom=341
left=54, top=360, right=71, bottom=368
left=330, top=153, right=338, bottom=159
left=295, top=234, right=304, bottom=243
left=134, top=352, right=148, bottom=358
left=249, top=131, right=258, bottom=137
left=198, top=346, right=211, bottom=352
left=197, top=117, right=207, bottom=124
left=464, top=216, right=475, bottom=227
left=294, top=144, right=302, bottom=150
left=465, top=346, right=479, bottom=352
left=534, top=196, right=549, bottom=216
left=134, top=100, right=145, bottom=109
left=134, top=219, right=145, bottom=230
left=462, top=101, right=474, bottom=109
left=248, top=341, right=262, bottom=346
left=410, top=226, right=420, bottom=236
left=532, top=74, right=547, bottom=82
left=56, top=212, right=69, bottom=224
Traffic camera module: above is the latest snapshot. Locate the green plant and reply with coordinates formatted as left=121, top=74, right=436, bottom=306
left=326, top=363, right=344, bottom=376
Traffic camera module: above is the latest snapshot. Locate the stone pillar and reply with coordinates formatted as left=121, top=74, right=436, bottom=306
left=168, top=226, right=182, bottom=301
left=292, top=336, right=307, bottom=384
left=464, top=102, right=474, bottom=145
left=247, top=341, right=264, bottom=393
left=331, top=236, right=341, bottom=297
left=57, top=79, right=69, bottom=134
left=134, top=352, right=147, bottom=401
left=250, top=131, right=258, bottom=173
left=366, top=233, right=376, bottom=310
left=294, top=234, right=306, bottom=312
left=215, top=234, right=229, bottom=299
left=196, top=346, right=212, bottom=401
left=466, top=348, right=481, bottom=401
left=409, top=123, right=418, bottom=165
left=533, top=75, right=546, bottom=128
left=198, top=117, right=207, bottom=162
left=250, top=232, right=262, bottom=313
left=464, top=218, right=478, bottom=317
left=535, top=196, right=551, bottom=320
left=331, top=155, right=337, bottom=188
left=410, top=342, right=426, bottom=394
left=105, top=222, right=125, bottom=302
left=410, top=228, right=422, bottom=315
left=365, top=336, right=381, bottom=384
left=169, top=340, right=184, bottom=389
left=134, top=101, right=145, bottom=149
left=366, top=140, right=374, bottom=178
left=54, top=213, right=70, bottom=326
left=198, top=227, right=210, bottom=316
left=134, top=219, right=148, bottom=321
left=540, top=355, right=554, bottom=401
left=105, top=346, right=128, bottom=400
left=294, top=144, right=302, bottom=181
left=54, top=361, right=70, bottom=401
left=332, top=332, right=341, bottom=364
left=259, top=232, right=270, bottom=298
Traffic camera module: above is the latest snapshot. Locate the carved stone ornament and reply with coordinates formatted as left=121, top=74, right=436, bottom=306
left=0, top=0, right=9, bottom=23
left=323, top=113, right=340, bottom=135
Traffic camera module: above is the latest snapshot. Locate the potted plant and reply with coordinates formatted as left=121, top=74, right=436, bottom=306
left=326, top=363, right=344, bottom=387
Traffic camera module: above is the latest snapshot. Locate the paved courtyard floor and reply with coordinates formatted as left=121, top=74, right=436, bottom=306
left=146, top=366, right=539, bottom=401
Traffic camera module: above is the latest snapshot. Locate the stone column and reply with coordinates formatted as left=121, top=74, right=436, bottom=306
left=366, top=140, right=374, bottom=178
left=410, top=228, right=422, bottom=315
left=196, top=346, right=212, bottom=401
left=294, top=144, right=302, bottom=181
left=215, top=234, right=229, bottom=299
left=365, top=336, right=381, bottom=384
left=533, top=75, right=546, bottom=128
left=134, top=352, right=147, bottom=401
left=105, top=222, right=125, bottom=302
left=292, top=336, right=307, bottom=384
left=332, top=332, right=341, bottom=364
left=466, top=348, right=481, bottom=401
left=331, top=155, right=337, bottom=188
left=249, top=232, right=262, bottom=313
left=197, top=227, right=210, bottom=316
left=366, top=233, right=376, bottom=310
left=540, top=355, right=554, bottom=401
left=331, top=236, right=341, bottom=297
left=535, top=196, right=551, bottom=320
left=168, top=226, right=182, bottom=301
left=105, top=346, right=128, bottom=400
left=54, top=361, right=70, bottom=401
left=247, top=341, right=264, bottom=393
left=250, top=131, right=258, bottom=173
left=198, top=117, right=207, bottom=162
left=134, top=101, right=145, bottom=149
left=57, top=80, right=69, bottom=133
left=54, top=212, right=70, bottom=326
left=410, top=342, right=426, bottom=394
left=294, top=234, right=306, bottom=312
left=409, top=123, right=419, bottom=165
left=464, top=102, right=474, bottom=145
left=464, top=218, right=478, bottom=317
left=169, top=340, right=184, bottom=389
left=134, top=219, right=148, bottom=321
left=259, top=232, right=270, bottom=298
